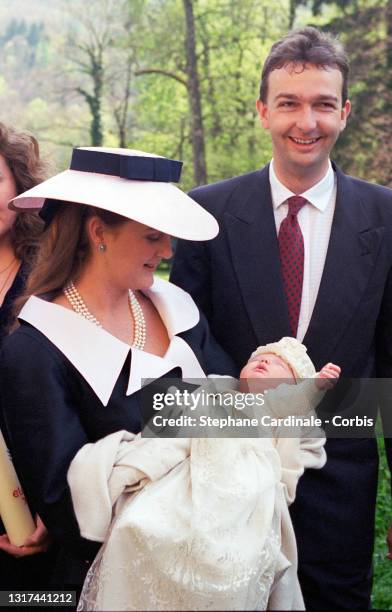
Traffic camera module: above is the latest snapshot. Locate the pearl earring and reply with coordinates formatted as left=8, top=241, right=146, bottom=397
left=98, top=243, right=107, bottom=252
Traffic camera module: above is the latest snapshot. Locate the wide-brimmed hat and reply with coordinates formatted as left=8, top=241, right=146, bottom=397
left=250, top=337, right=316, bottom=379
left=9, top=147, right=218, bottom=241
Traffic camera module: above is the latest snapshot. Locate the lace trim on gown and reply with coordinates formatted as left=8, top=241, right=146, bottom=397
left=78, top=438, right=283, bottom=611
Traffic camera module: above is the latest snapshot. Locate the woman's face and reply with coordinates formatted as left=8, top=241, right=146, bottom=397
left=100, top=218, right=173, bottom=291
left=0, top=154, right=18, bottom=243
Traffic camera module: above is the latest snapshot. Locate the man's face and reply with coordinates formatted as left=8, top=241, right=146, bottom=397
left=256, top=63, right=351, bottom=179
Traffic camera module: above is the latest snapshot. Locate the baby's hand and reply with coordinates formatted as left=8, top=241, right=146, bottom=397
left=315, top=363, right=341, bottom=390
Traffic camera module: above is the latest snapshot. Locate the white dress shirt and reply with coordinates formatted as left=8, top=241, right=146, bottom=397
left=269, top=160, right=337, bottom=341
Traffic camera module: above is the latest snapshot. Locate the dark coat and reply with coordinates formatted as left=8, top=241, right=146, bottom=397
left=0, top=297, right=236, bottom=589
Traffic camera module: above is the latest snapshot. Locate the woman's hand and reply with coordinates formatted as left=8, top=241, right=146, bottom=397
left=0, top=516, right=51, bottom=558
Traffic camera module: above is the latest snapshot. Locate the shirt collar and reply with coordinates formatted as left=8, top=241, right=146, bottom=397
left=18, top=277, right=204, bottom=406
left=269, top=159, right=335, bottom=212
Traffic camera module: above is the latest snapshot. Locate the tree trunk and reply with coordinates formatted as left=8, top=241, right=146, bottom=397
left=288, top=0, right=296, bottom=29
left=385, top=0, right=392, bottom=184
left=200, top=25, right=221, bottom=138
left=90, top=53, right=104, bottom=146
left=183, top=0, right=207, bottom=185
left=78, top=52, right=104, bottom=146
left=387, top=0, right=392, bottom=96
left=113, top=57, right=133, bottom=148
left=77, top=88, right=103, bottom=146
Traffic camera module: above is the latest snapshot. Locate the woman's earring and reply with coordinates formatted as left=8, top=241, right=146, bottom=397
left=98, top=243, right=107, bottom=252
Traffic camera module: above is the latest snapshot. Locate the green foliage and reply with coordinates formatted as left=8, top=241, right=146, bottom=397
left=316, top=1, right=392, bottom=185
left=372, top=437, right=392, bottom=610
left=2, top=0, right=389, bottom=185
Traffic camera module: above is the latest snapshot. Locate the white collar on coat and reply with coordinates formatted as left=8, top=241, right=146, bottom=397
left=18, top=277, right=206, bottom=406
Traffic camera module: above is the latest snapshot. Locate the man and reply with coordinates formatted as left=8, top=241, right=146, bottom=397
left=171, top=27, right=392, bottom=609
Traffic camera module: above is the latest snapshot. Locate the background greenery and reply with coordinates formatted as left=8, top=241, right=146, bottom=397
left=1, top=0, right=391, bottom=607
left=375, top=438, right=392, bottom=609
left=2, top=0, right=392, bottom=187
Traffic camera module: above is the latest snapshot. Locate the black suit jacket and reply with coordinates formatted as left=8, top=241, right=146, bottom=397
left=171, top=162, right=392, bottom=564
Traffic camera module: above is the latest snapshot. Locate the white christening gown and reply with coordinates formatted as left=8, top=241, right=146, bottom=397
left=69, top=380, right=325, bottom=611
left=77, top=436, right=282, bottom=611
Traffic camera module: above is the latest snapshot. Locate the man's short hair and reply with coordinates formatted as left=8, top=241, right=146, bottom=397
left=259, top=26, right=349, bottom=104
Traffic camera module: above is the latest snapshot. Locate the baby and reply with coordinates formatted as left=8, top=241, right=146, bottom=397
left=70, top=338, right=340, bottom=612
left=240, top=337, right=340, bottom=392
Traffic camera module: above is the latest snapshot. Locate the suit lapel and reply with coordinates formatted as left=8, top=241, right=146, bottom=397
left=304, top=166, right=383, bottom=366
left=224, top=164, right=291, bottom=344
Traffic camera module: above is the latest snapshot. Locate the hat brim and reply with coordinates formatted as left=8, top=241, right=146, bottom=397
left=9, top=169, right=218, bottom=241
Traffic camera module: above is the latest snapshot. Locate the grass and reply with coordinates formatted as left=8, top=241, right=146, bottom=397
left=373, top=437, right=392, bottom=610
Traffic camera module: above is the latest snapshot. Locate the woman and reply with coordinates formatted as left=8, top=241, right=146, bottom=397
left=0, top=122, right=46, bottom=343
left=0, top=122, right=53, bottom=589
left=0, top=146, right=237, bottom=594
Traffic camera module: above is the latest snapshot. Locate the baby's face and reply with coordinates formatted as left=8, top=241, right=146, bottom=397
left=241, top=352, right=295, bottom=391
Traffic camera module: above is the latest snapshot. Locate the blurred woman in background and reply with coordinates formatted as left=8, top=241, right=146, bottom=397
left=0, top=122, right=52, bottom=588
left=0, top=122, right=46, bottom=342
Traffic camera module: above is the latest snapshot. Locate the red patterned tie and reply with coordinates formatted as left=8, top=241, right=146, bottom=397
left=278, top=196, right=307, bottom=337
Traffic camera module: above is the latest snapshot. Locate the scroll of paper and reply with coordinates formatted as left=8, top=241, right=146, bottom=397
left=0, top=429, right=35, bottom=545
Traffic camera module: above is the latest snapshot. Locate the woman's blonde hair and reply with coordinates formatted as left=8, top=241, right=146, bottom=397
left=0, top=122, right=48, bottom=262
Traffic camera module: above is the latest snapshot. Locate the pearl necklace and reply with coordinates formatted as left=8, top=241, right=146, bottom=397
left=128, top=288, right=146, bottom=350
left=63, top=281, right=146, bottom=350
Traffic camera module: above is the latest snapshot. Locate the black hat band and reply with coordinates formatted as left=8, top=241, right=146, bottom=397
left=70, top=149, right=182, bottom=182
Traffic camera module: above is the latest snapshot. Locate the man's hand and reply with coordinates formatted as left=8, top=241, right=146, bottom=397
left=0, top=515, right=51, bottom=558
left=315, top=363, right=341, bottom=390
